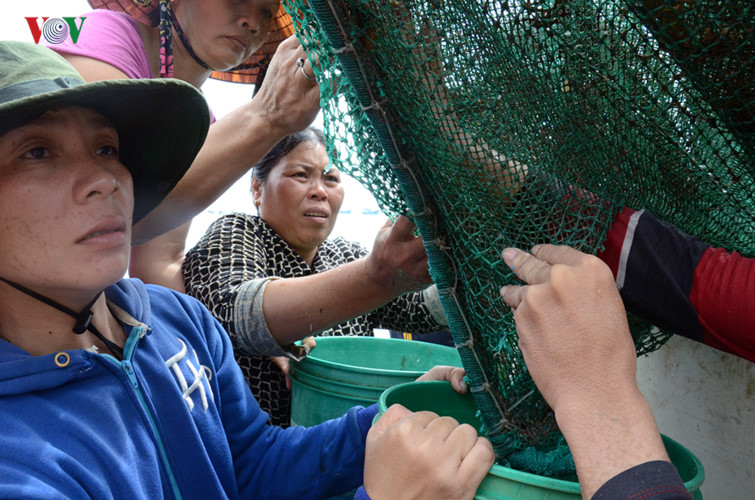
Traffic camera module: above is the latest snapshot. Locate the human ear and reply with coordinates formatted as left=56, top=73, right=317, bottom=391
left=251, top=176, right=263, bottom=207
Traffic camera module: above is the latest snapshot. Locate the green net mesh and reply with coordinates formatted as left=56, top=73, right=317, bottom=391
left=282, top=0, right=755, bottom=477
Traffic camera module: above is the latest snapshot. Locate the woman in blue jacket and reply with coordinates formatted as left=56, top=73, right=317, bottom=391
left=0, top=41, right=494, bottom=500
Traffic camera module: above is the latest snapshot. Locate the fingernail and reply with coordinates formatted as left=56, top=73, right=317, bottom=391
left=458, top=379, right=468, bottom=393
left=502, top=248, right=517, bottom=263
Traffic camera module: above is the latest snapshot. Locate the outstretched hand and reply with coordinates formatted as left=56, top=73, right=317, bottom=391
left=499, top=245, right=669, bottom=497
left=365, top=216, right=432, bottom=297
left=364, top=404, right=494, bottom=499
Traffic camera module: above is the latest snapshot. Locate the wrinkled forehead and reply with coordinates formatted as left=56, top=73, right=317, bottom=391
left=292, top=140, right=333, bottom=167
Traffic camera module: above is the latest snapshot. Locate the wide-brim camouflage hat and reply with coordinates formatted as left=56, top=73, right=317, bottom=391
left=88, top=0, right=296, bottom=85
left=0, top=41, right=210, bottom=223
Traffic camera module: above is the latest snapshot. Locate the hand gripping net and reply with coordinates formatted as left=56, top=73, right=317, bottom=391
left=283, top=0, right=755, bottom=477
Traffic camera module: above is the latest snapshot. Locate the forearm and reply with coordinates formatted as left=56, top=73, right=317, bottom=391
left=555, top=387, right=669, bottom=499
left=262, top=259, right=396, bottom=345
left=134, top=35, right=320, bottom=243
left=129, top=221, right=191, bottom=292
left=599, top=207, right=755, bottom=362
left=132, top=103, right=286, bottom=243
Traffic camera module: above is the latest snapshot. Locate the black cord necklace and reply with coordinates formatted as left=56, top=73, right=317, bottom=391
left=167, top=5, right=211, bottom=71
left=0, top=277, right=123, bottom=358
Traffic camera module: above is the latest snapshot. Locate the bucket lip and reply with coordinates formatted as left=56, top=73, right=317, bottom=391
left=292, top=336, right=461, bottom=376
left=485, top=434, right=704, bottom=492
left=378, top=380, right=454, bottom=414
left=659, top=433, right=706, bottom=492
left=485, top=462, right=582, bottom=492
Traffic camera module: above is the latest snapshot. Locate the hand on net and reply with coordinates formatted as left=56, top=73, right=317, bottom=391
left=365, top=215, right=432, bottom=296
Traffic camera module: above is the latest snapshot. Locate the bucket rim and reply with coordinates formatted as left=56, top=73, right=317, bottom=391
left=292, top=336, right=461, bottom=377
left=290, top=367, right=388, bottom=394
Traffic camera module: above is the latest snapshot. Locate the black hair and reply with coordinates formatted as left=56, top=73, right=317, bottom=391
left=252, top=127, right=327, bottom=183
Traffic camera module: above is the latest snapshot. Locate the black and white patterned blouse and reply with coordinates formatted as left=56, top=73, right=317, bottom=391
left=182, top=213, right=446, bottom=426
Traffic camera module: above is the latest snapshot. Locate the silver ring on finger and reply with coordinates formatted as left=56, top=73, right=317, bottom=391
left=298, top=64, right=316, bottom=81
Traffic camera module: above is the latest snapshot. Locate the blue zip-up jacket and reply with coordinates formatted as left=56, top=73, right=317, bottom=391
left=0, top=279, right=375, bottom=499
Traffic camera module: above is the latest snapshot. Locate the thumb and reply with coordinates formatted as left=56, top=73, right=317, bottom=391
left=392, top=215, right=415, bottom=233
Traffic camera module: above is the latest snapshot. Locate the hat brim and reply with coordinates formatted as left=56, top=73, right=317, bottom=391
left=0, top=78, right=209, bottom=224
left=210, top=7, right=296, bottom=85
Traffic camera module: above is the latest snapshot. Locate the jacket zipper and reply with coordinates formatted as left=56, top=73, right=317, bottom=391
left=104, top=327, right=183, bottom=499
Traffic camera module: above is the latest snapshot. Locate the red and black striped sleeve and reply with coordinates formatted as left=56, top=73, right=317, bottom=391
left=598, top=207, right=755, bottom=363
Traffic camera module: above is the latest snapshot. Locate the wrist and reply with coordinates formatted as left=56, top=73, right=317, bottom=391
left=247, top=93, right=298, bottom=140
left=360, top=256, right=399, bottom=303
left=555, top=388, right=669, bottom=498
left=553, top=381, right=645, bottom=422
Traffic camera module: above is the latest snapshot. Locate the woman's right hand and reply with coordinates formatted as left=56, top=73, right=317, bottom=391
left=365, top=216, right=433, bottom=297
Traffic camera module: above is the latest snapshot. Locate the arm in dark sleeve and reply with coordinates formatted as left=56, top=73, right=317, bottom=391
left=592, top=461, right=690, bottom=500
left=598, top=207, right=755, bottom=363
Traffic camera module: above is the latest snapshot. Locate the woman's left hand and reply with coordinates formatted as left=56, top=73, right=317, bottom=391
left=416, top=365, right=468, bottom=394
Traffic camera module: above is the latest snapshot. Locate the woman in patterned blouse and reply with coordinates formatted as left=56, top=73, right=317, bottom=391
left=182, top=128, right=449, bottom=425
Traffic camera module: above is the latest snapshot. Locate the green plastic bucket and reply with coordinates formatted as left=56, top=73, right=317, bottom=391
left=289, top=336, right=462, bottom=427
left=377, top=381, right=705, bottom=499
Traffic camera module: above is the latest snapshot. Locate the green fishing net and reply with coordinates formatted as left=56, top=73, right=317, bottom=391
left=282, top=0, right=755, bottom=477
